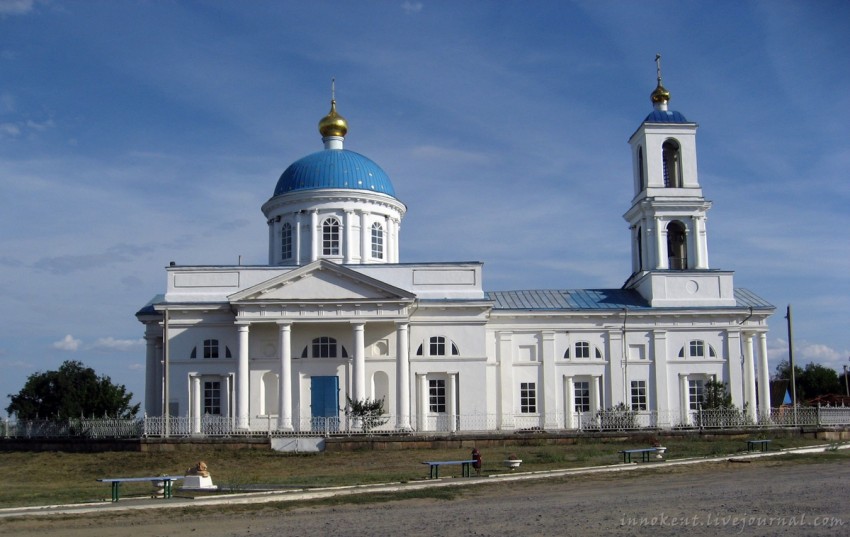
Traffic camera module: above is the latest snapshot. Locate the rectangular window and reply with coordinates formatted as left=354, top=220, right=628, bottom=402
left=203, top=381, right=221, bottom=415
left=203, top=339, right=219, bottom=359
left=429, top=336, right=446, bottom=356
left=371, top=224, right=384, bottom=259
left=428, top=379, right=446, bottom=413
left=574, top=381, right=590, bottom=412
left=575, top=341, right=590, bottom=359
left=322, top=219, right=340, bottom=256
left=689, top=379, right=705, bottom=410
left=312, top=337, right=337, bottom=358
left=281, top=223, right=292, bottom=260
left=689, top=340, right=705, bottom=358
left=631, top=380, right=647, bottom=411
left=520, top=382, right=537, bottom=413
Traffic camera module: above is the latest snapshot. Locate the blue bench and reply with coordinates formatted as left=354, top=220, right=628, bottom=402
left=97, top=475, right=184, bottom=502
left=422, top=460, right=477, bottom=479
left=747, top=439, right=771, bottom=452
left=618, top=448, right=657, bottom=463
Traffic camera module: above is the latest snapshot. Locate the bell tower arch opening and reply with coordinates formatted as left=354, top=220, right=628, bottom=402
left=666, top=221, right=687, bottom=270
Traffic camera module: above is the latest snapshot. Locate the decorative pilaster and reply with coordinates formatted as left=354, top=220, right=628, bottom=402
left=352, top=322, right=366, bottom=401
left=757, top=332, right=770, bottom=422
left=191, top=376, right=202, bottom=434
left=277, top=322, right=293, bottom=431
left=743, top=333, right=757, bottom=422
left=396, top=322, right=411, bottom=429
left=564, top=376, right=575, bottom=429
left=237, top=324, right=250, bottom=429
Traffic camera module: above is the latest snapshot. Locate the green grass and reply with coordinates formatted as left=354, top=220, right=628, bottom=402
left=0, top=435, right=837, bottom=508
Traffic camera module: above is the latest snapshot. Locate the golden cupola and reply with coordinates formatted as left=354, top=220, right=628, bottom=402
left=318, top=99, right=348, bottom=139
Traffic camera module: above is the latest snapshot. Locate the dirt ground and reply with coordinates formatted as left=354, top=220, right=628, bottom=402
left=2, top=458, right=848, bottom=537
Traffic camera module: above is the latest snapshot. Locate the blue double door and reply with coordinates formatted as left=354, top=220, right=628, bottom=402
left=310, top=376, right=340, bottom=431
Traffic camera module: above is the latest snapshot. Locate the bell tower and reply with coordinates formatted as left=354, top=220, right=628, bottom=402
left=623, top=56, right=735, bottom=307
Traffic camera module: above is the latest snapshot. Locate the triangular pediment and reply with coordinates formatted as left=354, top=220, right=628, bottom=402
left=229, top=259, right=415, bottom=303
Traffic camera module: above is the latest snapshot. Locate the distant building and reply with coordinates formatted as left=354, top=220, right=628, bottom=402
left=137, top=70, right=774, bottom=433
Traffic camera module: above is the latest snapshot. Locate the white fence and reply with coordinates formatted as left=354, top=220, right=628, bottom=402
left=3, top=406, right=849, bottom=439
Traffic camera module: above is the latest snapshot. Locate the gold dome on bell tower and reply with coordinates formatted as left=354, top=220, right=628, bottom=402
left=318, top=78, right=348, bottom=139
left=650, top=53, right=671, bottom=108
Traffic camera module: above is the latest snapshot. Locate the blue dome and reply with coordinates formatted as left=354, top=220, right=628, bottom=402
left=644, top=110, right=690, bottom=123
left=274, top=149, right=396, bottom=198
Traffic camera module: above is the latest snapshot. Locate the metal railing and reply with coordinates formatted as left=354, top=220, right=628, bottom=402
left=3, top=406, right=850, bottom=439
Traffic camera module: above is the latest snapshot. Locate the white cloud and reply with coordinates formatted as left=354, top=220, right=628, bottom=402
left=0, top=0, right=34, bottom=16
left=52, top=334, right=81, bottom=351
left=0, top=122, right=20, bottom=137
left=410, top=145, right=489, bottom=164
left=91, top=337, right=145, bottom=352
left=401, top=1, right=423, bottom=14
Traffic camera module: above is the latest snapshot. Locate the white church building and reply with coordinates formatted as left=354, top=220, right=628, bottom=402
left=137, top=71, right=774, bottom=434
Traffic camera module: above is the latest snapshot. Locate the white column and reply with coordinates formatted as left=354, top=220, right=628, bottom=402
left=726, top=330, right=744, bottom=407
left=385, top=217, right=394, bottom=264
left=656, top=218, right=666, bottom=269
left=295, top=212, right=302, bottom=265
left=144, top=337, right=157, bottom=416
left=417, top=373, right=427, bottom=431
left=564, top=376, right=575, bottom=429
left=591, top=376, right=601, bottom=413
left=310, top=210, right=319, bottom=262
left=743, top=333, right=757, bottom=422
left=278, top=322, right=293, bottom=431
left=223, top=374, right=232, bottom=420
left=693, top=216, right=707, bottom=269
left=359, top=211, right=369, bottom=262
left=651, top=330, right=669, bottom=414
left=154, top=341, right=163, bottom=415
left=191, top=376, right=202, bottom=434
left=237, top=324, right=250, bottom=429
left=392, top=219, right=401, bottom=262
left=352, top=322, right=366, bottom=401
left=267, top=219, right=275, bottom=264
left=344, top=210, right=354, bottom=264
left=541, top=331, right=557, bottom=429
left=757, top=332, right=770, bottom=422
left=679, top=374, right=690, bottom=425
left=448, top=372, right=458, bottom=433
left=396, top=322, right=411, bottom=429
left=497, top=331, right=514, bottom=429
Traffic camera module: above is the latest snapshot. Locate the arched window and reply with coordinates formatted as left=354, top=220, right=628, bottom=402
left=662, top=139, right=682, bottom=188
left=416, top=336, right=460, bottom=356
left=281, top=222, right=292, bottom=260
left=191, top=344, right=231, bottom=359
left=302, top=337, right=349, bottom=358
left=678, top=340, right=717, bottom=359
left=564, top=342, right=603, bottom=359
left=666, top=221, right=687, bottom=270
left=637, top=146, right=645, bottom=191
left=322, top=217, right=340, bottom=256
left=371, top=222, right=384, bottom=260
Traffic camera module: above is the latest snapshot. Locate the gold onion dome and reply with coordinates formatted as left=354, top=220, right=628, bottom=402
left=318, top=99, right=348, bottom=138
left=651, top=82, right=670, bottom=104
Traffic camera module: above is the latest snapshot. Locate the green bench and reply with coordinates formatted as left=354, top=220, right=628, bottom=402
left=97, top=475, right=184, bottom=502
left=747, top=439, right=771, bottom=452
left=421, top=460, right=477, bottom=479
left=618, top=448, right=657, bottom=463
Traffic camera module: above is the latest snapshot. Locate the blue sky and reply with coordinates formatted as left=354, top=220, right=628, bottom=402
left=1, top=0, right=848, bottom=415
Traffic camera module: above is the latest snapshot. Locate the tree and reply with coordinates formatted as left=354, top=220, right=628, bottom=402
left=773, top=360, right=842, bottom=402
left=344, top=396, right=388, bottom=432
left=6, top=360, right=139, bottom=419
left=702, top=380, right=733, bottom=409
left=800, top=363, right=841, bottom=400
